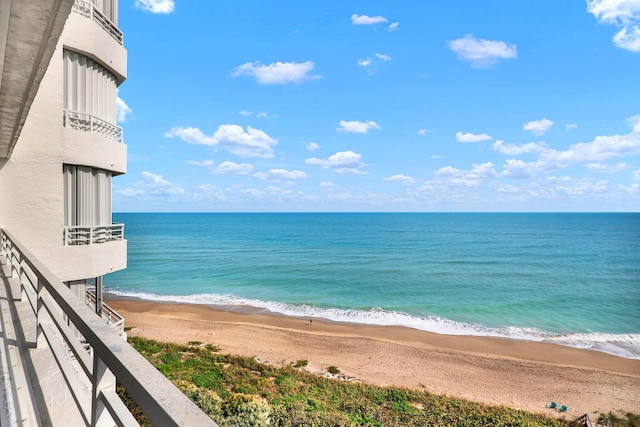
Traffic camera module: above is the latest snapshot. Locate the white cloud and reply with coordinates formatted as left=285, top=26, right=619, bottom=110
left=337, top=120, right=380, bottom=134
left=495, top=183, right=521, bottom=193
left=358, top=54, right=391, bottom=75
left=239, top=110, right=273, bottom=118
left=492, top=140, right=546, bottom=155
left=306, top=150, right=365, bottom=173
left=134, top=0, right=174, bottom=14
left=118, top=171, right=184, bottom=197
left=165, top=124, right=277, bottom=158
left=116, top=96, right=132, bottom=122
left=186, top=160, right=215, bottom=168
left=447, top=34, right=517, bottom=67
left=634, top=169, right=640, bottom=180
left=455, top=132, right=492, bottom=143
left=213, top=161, right=254, bottom=175
left=418, top=129, right=430, bottom=136
left=387, top=22, right=399, bottom=31
left=306, top=142, right=320, bottom=151
left=587, top=0, right=640, bottom=52
left=384, top=174, right=415, bottom=184
left=231, top=61, right=321, bottom=85
left=501, top=159, right=538, bottom=179
left=351, top=14, right=388, bottom=25
left=523, top=118, right=554, bottom=135
left=428, top=162, right=497, bottom=188
left=585, top=162, right=628, bottom=173
left=254, top=169, right=307, bottom=181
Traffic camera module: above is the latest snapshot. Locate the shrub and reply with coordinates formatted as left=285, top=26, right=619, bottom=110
left=293, top=360, right=308, bottom=368
left=327, top=366, right=340, bottom=375
left=222, top=394, right=271, bottom=427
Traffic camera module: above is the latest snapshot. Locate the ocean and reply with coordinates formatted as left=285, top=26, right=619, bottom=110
left=105, top=213, right=640, bottom=359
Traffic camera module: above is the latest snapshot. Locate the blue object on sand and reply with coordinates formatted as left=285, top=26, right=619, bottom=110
left=559, top=405, right=568, bottom=412
left=549, top=402, right=558, bottom=409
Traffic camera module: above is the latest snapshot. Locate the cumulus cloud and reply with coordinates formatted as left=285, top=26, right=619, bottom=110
left=501, top=159, right=538, bottom=179
left=305, top=150, right=365, bottom=173
left=634, top=169, right=640, bottom=180
left=384, top=174, right=415, bottom=184
left=455, top=132, right=492, bottom=143
left=165, top=124, right=277, bottom=158
left=492, top=140, right=546, bottom=155
left=447, top=34, right=517, bottom=67
left=387, top=22, right=399, bottom=31
left=213, top=161, right=254, bottom=175
left=337, top=120, right=380, bottom=134
left=375, top=53, right=392, bottom=61
left=587, top=0, right=640, bottom=52
left=231, top=61, right=321, bottom=85
left=491, top=115, right=640, bottom=175
left=566, top=123, right=578, bottom=132
left=118, top=171, right=184, bottom=197
left=134, top=0, right=174, bottom=14
left=186, top=160, right=215, bottom=168
left=351, top=14, right=388, bottom=25
left=306, top=142, right=320, bottom=151
left=523, top=118, right=554, bottom=135
left=418, top=129, right=430, bottom=136
left=428, top=162, right=497, bottom=188
left=254, top=169, right=308, bottom=181
left=116, top=96, right=132, bottom=122
left=585, top=162, right=628, bottom=173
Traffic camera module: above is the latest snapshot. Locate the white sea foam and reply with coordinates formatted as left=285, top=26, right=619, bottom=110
left=109, top=290, right=640, bottom=360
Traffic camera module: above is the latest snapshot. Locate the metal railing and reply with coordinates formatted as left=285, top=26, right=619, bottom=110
left=86, top=291, right=125, bottom=334
left=71, top=0, right=124, bottom=45
left=63, top=110, right=124, bottom=143
left=63, top=223, right=125, bottom=246
left=0, top=228, right=217, bottom=426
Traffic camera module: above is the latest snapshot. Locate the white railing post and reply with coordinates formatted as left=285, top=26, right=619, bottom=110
left=36, top=278, right=46, bottom=348
left=91, top=356, right=116, bottom=426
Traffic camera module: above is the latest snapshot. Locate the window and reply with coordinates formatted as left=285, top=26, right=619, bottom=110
left=63, top=165, right=112, bottom=227
left=63, top=49, right=117, bottom=124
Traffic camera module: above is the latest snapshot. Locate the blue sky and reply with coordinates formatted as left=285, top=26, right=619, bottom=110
left=113, top=0, right=640, bottom=212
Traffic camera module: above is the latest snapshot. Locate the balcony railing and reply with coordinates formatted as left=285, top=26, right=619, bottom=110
left=63, top=109, right=124, bottom=143
left=63, top=223, right=125, bottom=246
left=71, top=0, right=124, bottom=45
left=0, top=228, right=217, bottom=426
left=86, top=290, right=125, bottom=334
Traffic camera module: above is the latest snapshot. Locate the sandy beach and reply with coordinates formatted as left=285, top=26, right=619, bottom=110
left=106, top=296, right=640, bottom=419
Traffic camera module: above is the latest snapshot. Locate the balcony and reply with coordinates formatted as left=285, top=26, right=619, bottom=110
left=63, top=224, right=125, bottom=246
left=0, top=228, right=216, bottom=426
left=63, top=110, right=123, bottom=143
left=71, top=0, right=123, bottom=45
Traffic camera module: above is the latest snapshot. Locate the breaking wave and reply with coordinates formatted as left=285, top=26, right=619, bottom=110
left=108, top=290, right=640, bottom=360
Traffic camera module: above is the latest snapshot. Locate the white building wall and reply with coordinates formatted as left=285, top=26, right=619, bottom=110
left=0, top=6, right=127, bottom=282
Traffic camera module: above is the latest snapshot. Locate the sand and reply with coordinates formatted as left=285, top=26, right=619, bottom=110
left=105, top=295, right=640, bottom=420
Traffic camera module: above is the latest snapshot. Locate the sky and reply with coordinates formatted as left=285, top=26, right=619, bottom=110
left=113, top=0, right=640, bottom=212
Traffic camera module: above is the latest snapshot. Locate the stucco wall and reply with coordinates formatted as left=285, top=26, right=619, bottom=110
left=0, top=12, right=127, bottom=282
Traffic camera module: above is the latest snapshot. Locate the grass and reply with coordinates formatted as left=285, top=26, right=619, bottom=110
left=119, top=336, right=582, bottom=426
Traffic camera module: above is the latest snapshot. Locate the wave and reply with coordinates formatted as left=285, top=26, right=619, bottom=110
left=108, top=290, right=640, bottom=360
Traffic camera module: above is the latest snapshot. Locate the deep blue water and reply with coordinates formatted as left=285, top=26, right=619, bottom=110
left=105, top=213, right=640, bottom=358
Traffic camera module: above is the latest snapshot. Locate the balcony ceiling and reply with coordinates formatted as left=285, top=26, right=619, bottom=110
left=0, top=0, right=74, bottom=159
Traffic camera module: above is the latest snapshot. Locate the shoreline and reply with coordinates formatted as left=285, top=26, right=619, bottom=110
left=105, top=294, right=640, bottom=418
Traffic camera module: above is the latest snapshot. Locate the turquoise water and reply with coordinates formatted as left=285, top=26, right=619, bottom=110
left=105, top=213, right=640, bottom=359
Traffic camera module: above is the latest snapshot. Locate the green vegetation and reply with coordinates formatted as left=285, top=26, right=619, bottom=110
left=293, top=360, right=308, bottom=368
left=596, top=412, right=640, bottom=427
left=327, top=365, right=340, bottom=375
left=120, top=336, right=576, bottom=426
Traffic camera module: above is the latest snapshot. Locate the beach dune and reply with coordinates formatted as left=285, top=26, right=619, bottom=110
left=106, top=296, right=640, bottom=419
